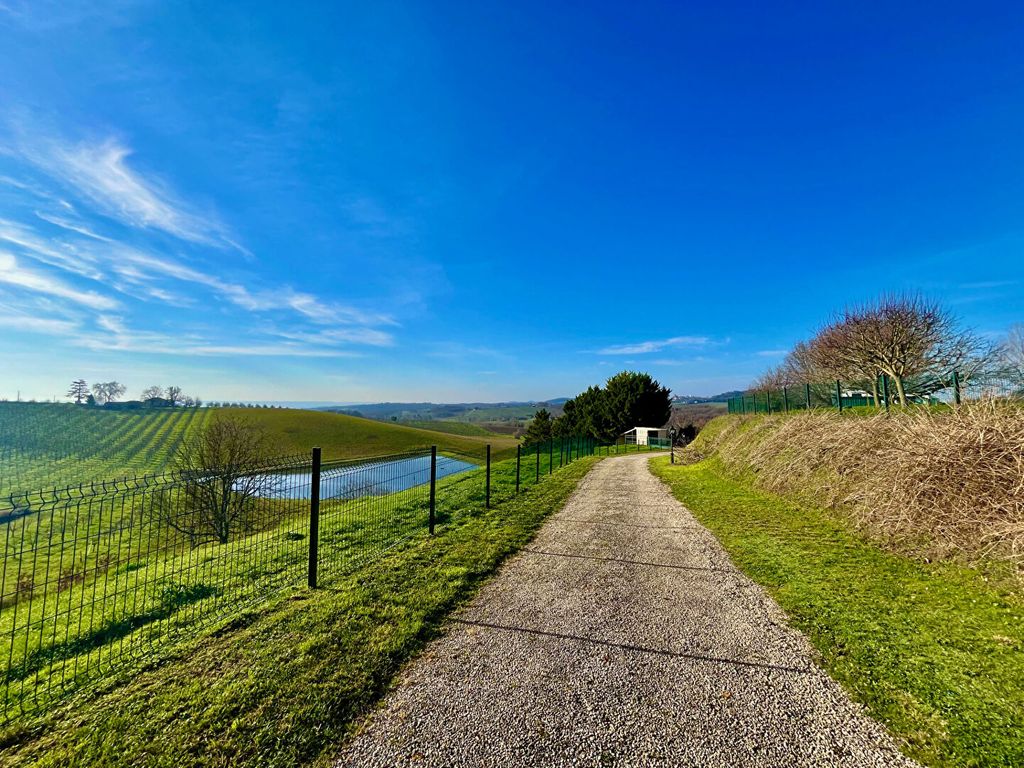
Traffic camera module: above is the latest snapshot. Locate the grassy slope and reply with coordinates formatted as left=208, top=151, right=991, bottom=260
left=0, top=405, right=521, bottom=496
left=1, top=455, right=598, bottom=767
left=220, top=407, right=519, bottom=460
left=0, top=404, right=212, bottom=494
left=650, top=456, right=1024, bottom=768
left=398, top=419, right=501, bottom=437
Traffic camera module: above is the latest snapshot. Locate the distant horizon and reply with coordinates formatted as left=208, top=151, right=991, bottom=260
left=2, top=3, right=1021, bottom=402
left=0, top=389, right=739, bottom=408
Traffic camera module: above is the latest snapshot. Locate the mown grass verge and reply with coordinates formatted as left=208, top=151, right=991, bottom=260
left=0, top=456, right=598, bottom=767
left=650, top=455, right=1024, bottom=768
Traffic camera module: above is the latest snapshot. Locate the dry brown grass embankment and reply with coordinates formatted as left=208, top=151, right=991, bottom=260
left=682, top=400, right=1024, bottom=570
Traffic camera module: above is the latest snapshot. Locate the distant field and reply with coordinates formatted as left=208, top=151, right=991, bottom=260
left=672, top=402, right=727, bottom=431
left=0, top=403, right=520, bottom=496
left=227, top=408, right=519, bottom=460
left=399, top=420, right=501, bottom=437
left=453, top=405, right=544, bottom=423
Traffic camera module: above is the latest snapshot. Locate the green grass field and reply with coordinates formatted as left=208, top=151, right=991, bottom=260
left=398, top=419, right=502, bottom=437
left=223, top=407, right=519, bottom=460
left=650, top=456, right=1024, bottom=768
left=0, top=454, right=599, bottom=767
left=0, top=403, right=213, bottom=495
left=0, top=403, right=521, bottom=497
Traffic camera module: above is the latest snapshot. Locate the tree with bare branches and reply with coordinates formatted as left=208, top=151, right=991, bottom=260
left=158, top=416, right=279, bottom=546
left=166, top=385, right=183, bottom=406
left=1001, top=324, right=1024, bottom=385
left=751, top=341, right=836, bottom=404
left=91, top=381, right=127, bottom=405
left=810, top=295, right=986, bottom=404
left=141, top=385, right=165, bottom=402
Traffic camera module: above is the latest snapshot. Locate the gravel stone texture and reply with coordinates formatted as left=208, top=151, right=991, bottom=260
left=336, top=454, right=918, bottom=767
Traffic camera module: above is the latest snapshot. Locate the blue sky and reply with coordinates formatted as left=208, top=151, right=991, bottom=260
left=1, top=1, right=1022, bottom=403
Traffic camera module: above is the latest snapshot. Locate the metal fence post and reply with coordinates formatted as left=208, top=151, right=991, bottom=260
left=549, top=438, right=553, bottom=474
left=515, top=444, right=521, bottom=493
left=805, top=382, right=811, bottom=410
left=428, top=445, right=437, bottom=534
left=882, top=374, right=890, bottom=415
left=485, top=444, right=491, bottom=508
left=952, top=369, right=962, bottom=405
left=766, top=390, right=772, bottom=415
left=783, top=386, right=789, bottom=413
left=836, top=380, right=843, bottom=413
left=535, top=442, right=540, bottom=482
left=307, top=446, right=321, bottom=589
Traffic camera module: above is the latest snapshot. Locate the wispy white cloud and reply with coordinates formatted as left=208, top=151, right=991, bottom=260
left=35, top=210, right=113, bottom=241
left=0, top=311, right=80, bottom=335
left=0, top=0, right=142, bottom=30
left=109, top=248, right=394, bottom=327
left=268, top=326, right=394, bottom=347
left=0, top=251, right=117, bottom=310
left=1, top=119, right=403, bottom=363
left=0, top=218, right=104, bottom=279
left=756, top=349, right=788, bottom=357
left=426, top=341, right=509, bottom=361
left=44, top=138, right=234, bottom=247
left=595, top=336, right=711, bottom=355
left=81, top=329, right=360, bottom=358
left=5, top=121, right=242, bottom=252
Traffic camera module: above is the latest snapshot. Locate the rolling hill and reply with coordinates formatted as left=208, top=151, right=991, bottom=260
left=0, top=403, right=520, bottom=496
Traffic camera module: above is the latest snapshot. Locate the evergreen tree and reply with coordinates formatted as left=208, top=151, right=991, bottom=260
left=552, top=371, right=672, bottom=442
left=522, top=408, right=554, bottom=444
left=602, top=371, right=672, bottom=435
left=67, top=379, right=89, bottom=404
left=552, top=399, right=578, bottom=436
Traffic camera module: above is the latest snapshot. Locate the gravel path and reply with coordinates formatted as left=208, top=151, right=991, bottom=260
left=336, top=454, right=917, bottom=767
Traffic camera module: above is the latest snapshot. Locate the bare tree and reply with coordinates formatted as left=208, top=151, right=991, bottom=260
left=157, top=416, right=278, bottom=546
left=141, top=385, right=165, bottom=402
left=751, top=365, right=789, bottom=391
left=809, top=323, right=883, bottom=405
left=91, top=381, right=127, bottom=405
left=751, top=342, right=836, bottom=403
left=810, top=295, right=986, bottom=404
left=67, top=379, right=89, bottom=404
left=1001, top=324, right=1024, bottom=387
left=166, top=385, right=183, bottom=406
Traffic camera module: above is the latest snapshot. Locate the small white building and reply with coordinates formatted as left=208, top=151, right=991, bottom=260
left=622, top=426, right=669, bottom=447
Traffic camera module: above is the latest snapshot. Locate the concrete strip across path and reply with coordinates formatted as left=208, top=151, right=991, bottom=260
left=337, top=454, right=916, bottom=767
